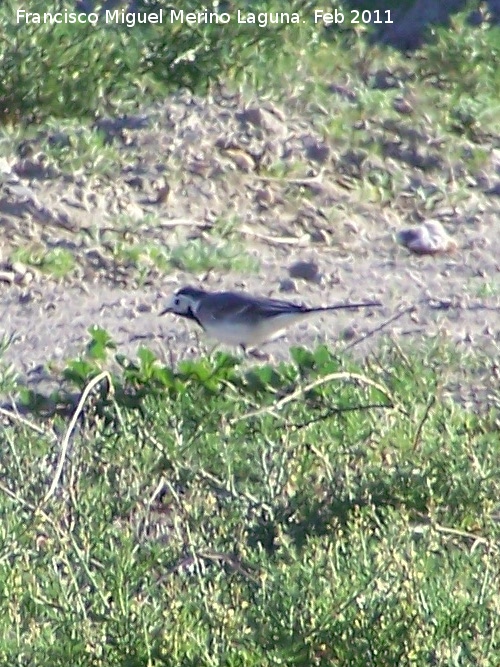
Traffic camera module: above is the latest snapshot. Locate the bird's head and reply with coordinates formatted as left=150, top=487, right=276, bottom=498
left=160, top=286, right=207, bottom=317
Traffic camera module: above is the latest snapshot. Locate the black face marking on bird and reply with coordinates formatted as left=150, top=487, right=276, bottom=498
left=160, top=287, right=206, bottom=327
left=184, top=304, right=204, bottom=329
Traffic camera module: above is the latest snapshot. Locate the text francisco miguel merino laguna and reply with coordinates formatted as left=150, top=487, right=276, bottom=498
left=16, top=8, right=304, bottom=28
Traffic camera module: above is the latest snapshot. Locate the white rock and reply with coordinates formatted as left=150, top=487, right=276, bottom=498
left=397, top=220, right=458, bottom=255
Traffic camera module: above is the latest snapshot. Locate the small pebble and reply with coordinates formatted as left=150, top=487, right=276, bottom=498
left=279, top=278, right=296, bottom=293
left=289, top=260, right=320, bottom=282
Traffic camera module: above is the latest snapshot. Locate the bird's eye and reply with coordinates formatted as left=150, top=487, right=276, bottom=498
left=174, top=298, right=180, bottom=306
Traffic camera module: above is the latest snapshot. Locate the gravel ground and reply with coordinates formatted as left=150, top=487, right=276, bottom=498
left=1, top=88, right=499, bottom=406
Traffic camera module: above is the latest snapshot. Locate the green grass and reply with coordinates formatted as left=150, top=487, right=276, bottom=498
left=169, top=238, right=259, bottom=273
left=0, top=338, right=498, bottom=665
left=6, top=223, right=258, bottom=283
left=241, top=8, right=500, bottom=199
left=0, top=0, right=313, bottom=123
left=471, top=280, right=500, bottom=298
left=0, top=119, right=121, bottom=178
left=40, top=123, right=122, bottom=176
left=110, top=237, right=259, bottom=277
left=10, top=246, right=76, bottom=278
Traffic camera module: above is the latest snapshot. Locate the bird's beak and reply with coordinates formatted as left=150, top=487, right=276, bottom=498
left=159, top=307, right=171, bottom=316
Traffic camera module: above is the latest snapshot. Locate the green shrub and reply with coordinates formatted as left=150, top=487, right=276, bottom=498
left=0, top=0, right=314, bottom=122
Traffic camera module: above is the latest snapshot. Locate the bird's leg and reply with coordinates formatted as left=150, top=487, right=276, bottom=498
left=247, top=347, right=271, bottom=361
left=207, top=342, right=221, bottom=358
left=240, top=344, right=266, bottom=360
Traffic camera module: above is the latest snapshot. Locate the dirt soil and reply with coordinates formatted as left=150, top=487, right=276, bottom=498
left=1, top=88, right=499, bottom=407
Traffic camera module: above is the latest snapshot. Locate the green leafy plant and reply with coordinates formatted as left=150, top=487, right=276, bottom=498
left=0, top=0, right=313, bottom=123
left=9, top=246, right=76, bottom=278
left=169, top=238, right=259, bottom=273
left=1, top=336, right=498, bottom=665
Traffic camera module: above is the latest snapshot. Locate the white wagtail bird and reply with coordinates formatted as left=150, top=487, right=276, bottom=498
left=161, top=286, right=382, bottom=351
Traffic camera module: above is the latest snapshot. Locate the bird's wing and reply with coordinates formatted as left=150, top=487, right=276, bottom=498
left=198, top=292, right=304, bottom=324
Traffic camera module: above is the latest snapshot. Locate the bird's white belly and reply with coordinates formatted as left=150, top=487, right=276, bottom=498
left=203, top=312, right=310, bottom=346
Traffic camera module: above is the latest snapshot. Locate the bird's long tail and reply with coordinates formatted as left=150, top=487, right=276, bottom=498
left=310, top=301, right=382, bottom=313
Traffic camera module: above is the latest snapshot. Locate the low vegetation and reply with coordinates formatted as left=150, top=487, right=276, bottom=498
left=0, top=0, right=313, bottom=123
left=0, top=333, right=499, bottom=665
